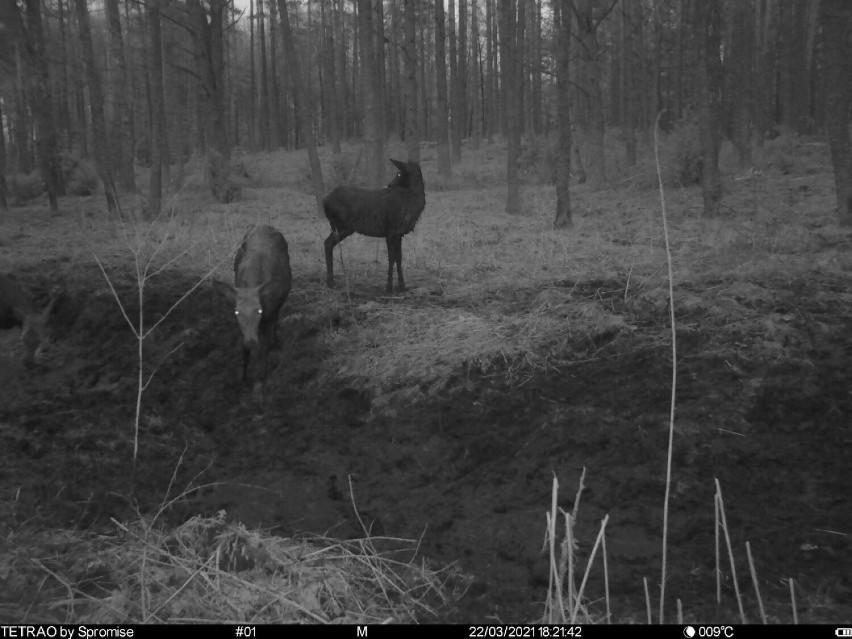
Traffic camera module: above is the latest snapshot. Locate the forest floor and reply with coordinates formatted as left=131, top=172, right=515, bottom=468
left=1, top=134, right=851, bottom=623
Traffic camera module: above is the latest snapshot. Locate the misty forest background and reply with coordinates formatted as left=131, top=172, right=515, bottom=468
left=0, top=0, right=851, bottom=228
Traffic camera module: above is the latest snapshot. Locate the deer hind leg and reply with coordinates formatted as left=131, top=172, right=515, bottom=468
left=385, top=237, right=396, bottom=293
left=390, top=236, right=405, bottom=292
left=325, top=228, right=353, bottom=288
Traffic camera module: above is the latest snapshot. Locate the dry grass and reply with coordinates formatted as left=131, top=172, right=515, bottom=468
left=0, top=512, right=459, bottom=624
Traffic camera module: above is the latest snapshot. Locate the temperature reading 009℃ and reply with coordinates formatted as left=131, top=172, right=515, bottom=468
left=683, top=626, right=734, bottom=638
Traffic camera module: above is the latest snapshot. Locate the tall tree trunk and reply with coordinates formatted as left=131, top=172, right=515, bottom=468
left=403, top=0, right=420, bottom=162
left=804, top=0, right=820, bottom=132
left=778, top=1, right=811, bottom=134
left=373, top=0, right=388, bottom=137
left=434, top=0, right=452, bottom=179
left=148, top=0, right=164, bottom=219
left=620, top=0, right=637, bottom=166
left=70, top=10, right=89, bottom=161
left=268, top=0, right=280, bottom=148
left=320, top=0, right=340, bottom=153
left=105, top=0, right=136, bottom=192
left=728, top=0, right=753, bottom=166
left=553, top=0, right=572, bottom=228
left=694, top=0, right=723, bottom=217
left=573, top=0, right=608, bottom=188
left=249, top=0, right=256, bottom=149
left=471, top=0, right=482, bottom=150
left=458, top=0, right=468, bottom=141
left=358, top=0, right=385, bottom=186
left=531, top=0, right=542, bottom=135
left=258, top=0, right=269, bottom=148
left=276, top=0, right=325, bottom=214
left=189, top=0, right=232, bottom=200
left=485, top=0, right=494, bottom=138
left=516, top=0, right=526, bottom=138
left=820, top=0, right=852, bottom=226
left=74, top=0, right=118, bottom=217
left=13, top=47, right=32, bottom=174
left=676, top=0, right=684, bottom=119
left=333, top=0, right=347, bottom=144
left=0, top=95, right=7, bottom=208
left=754, top=0, right=776, bottom=146
left=57, top=0, right=73, bottom=154
left=500, top=0, right=522, bottom=215
left=448, top=0, right=461, bottom=162
left=23, top=0, right=61, bottom=213
left=496, top=0, right=507, bottom=136
left=389, top=0, right=401, bottom=137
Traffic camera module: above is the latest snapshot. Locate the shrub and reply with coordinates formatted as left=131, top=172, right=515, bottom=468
left=59, top=151, right=99, bottom=196
left=518, top=135, right=557, bottom=185
left=7, top=170, right=45, bottom=204
left=665, top=119, right=703, bottom=186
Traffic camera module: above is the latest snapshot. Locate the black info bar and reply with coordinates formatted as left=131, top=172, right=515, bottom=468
left=0, top=624, right=847, bottom=639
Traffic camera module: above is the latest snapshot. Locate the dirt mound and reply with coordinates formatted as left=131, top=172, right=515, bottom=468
left=1, top=260, right=851, bottom=623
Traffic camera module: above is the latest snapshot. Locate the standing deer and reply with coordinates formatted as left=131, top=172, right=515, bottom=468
left=213, top=225, right=292, bottom=384
left=323, top=159, right=426, bottom=292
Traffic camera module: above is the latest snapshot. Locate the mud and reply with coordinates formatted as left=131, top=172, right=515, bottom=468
left=1, top=261, right=850, bottom=623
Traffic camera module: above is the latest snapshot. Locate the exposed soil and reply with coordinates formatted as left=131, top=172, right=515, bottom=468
left=1, top=254, right=851, bottom=624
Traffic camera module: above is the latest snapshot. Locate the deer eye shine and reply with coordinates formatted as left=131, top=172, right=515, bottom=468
left=258, top=309, right=263, bottom=314
left=234, top=310, right=239, bottom=316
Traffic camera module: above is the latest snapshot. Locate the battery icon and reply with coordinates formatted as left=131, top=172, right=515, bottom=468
left=836, top=629, right=852, bottom=637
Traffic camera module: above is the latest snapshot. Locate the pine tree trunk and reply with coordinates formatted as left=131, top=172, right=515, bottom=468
left=13, top=48, right=32, bottom=174
left=189, top=0, right=231, bottom=200
left=23, top=0, right=61, bottom=213
left=357, top=0, right=385, bottom=185
left=820, top=0, right=852, bottom=226
left=249, top=0, right=256, bottom=149
left=729, top=0, right=753, bottom=166
left=258, top=0, right=269, bottom=149
left=0, top=95, right=7, bottom=208
left=57, top=0, right=73, bottom=155
left=531, top=0, right=542, bottom=135
left=754, top=0, right=775, bottom=145
left=471, top=0, right=482, bottom=150
left=417, top=10, right=427, bottom=139
left=268, top=0, right=280, bottom=148
left=320, top=0, right=341, bottom=153
left=621, top=0, right=637, bottom=167
left=148, top=0, right=164, bottom=219
left=573, top=0, right=607, bottom=188
left=458, top=0, right=468, bottom=141
left=435, top=0, right=452, bottom=179
left=389, top=0, right=401, bottom=137
left=105, top=0, right=136, bottom=192
left=276, top=0, right=325, bottom=214
left=449, top=0, right=461, bottom=162
left=694, top=0, right=723, bottom=217
left=373, top=0, right=388, bottom=137
left=485, top=0, right=494, bottom=138
left=553, top=0, right=572, bottom=228
left=500, top=0, right=522, bottom=215
left=403, top=0, right=420, bottom=162
left=74, top=0, right=118, bottom=217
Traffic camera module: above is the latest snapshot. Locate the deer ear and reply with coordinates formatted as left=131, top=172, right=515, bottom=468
left=212, top=280, right=236, bottom=306
left=389, top=159, right=405, bottom=172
